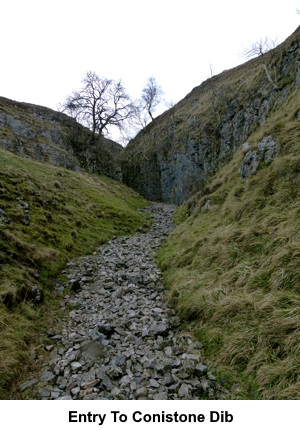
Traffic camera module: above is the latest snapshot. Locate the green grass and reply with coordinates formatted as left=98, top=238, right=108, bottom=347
left=0, top=147, right=150, bottom=398
left=158, top=86, right=300, bottom=399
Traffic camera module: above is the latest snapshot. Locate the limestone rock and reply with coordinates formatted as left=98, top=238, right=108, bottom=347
left=240, top=136, right=278, bottom=180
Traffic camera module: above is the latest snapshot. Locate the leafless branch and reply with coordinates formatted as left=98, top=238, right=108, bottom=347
left=60, top=71, right=135, bottom=138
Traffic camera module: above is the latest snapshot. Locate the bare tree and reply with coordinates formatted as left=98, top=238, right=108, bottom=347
left=243, top=37, right=277, bottom=60
left=243, top=37, right=280, bottom=90
left=141, top=76, right=164, bottom=121
left=119, top=77, right=165, bottom=142
left=164, top=99, right=175, bottom=109
left=61, top=71, right=134, bottom=138
left=132, top=100, right=150, bottom=129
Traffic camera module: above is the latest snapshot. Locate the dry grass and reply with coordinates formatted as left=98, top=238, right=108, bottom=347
left=158, top=87, right=300, bottom=399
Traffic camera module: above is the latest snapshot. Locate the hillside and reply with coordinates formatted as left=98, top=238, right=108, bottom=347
left=0, top=147, right=149, bottom=398
left=158, top=66, right=300, bottom=399
left=0, top=97, right=123, bottom=180
left=121, top=29, right=300, bottom=205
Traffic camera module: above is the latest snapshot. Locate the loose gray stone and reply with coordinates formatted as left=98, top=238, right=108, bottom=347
left=40, top=370, right=55, bottom=382
left=71, top=386, right=81, bottom=396
left=135, top=387, right=148, bottom=398
left=195, top=364, right=208, bottom=376
left=153, top=392, right=168, bottom=400
left=38, top=388, right=51, bottom=398
left=149, top=378, right=160, bottom=388
left=20, top=379, right=38, bottom=392
left=71, top=362, right=82, bottom=371
left=151, top=323, right=169, bottom=337
left=178, top=383, right=191, bottom=398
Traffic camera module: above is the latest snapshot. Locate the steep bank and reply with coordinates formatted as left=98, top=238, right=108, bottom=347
left=121, top=29, right=300, bottom=204
left=158, top=81, right=300, bottom=399
left=0, top=147, right=149, bottom=398
left=0, top=97, right=123, bottom=180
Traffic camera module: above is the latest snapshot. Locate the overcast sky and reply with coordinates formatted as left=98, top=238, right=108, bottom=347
left=1, top=0, right=299, bottom=140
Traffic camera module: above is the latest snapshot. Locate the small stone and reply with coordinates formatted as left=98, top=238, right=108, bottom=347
left=111, top=355, right=126, bottom=368
left=111, top=387, right=121, bottom=396
left=168, top=383, right=179, bottom=393
left=71, top=362, right=82, bottom=371
left=58, top=382, right=67, bottom=390
left=164, top=346, right=173, bottom=357
left=162, top=373, right=174, bottom=387
left=59, top=359, right=69, bottom=368
left=135, top=387, right=148, bottom=398
left=171, top=357, right=181, bottom=368
left=66, top=352, right=76, bottom=362
left=242, top=142, right=251, bottom=152
left=107, top=366, right=123, bottom=379
left=120, top=375, right=131, bottom=385
left=80, top=388, right=94, bottom=397
left=207, top=372, right=217, bottom=381
left=51, top=335, right=63, bottom=343
left=142, top=328, right=149, bottom=337
left=178, top=383, right=190, bottom=398
left=151, top=323, right=169, bottom=337
left=195, top=364, right=208, bottom=377
left=153, top=392, right=168, bottom=400
left=45, top=345, right=54, bottom=352
left=149, top=378, right=160, bottom=388
left=53, top=365, right=61, bottom=376
left=200, top=379, right=210, bottom=392
left=81, top=379, right=100, bottom=390
left=51, top=390, right=61, bottom=399
left=38, top=388, right=51, bottom=398
left=20, top=379, right=38, bottom=392
left=40, top=370, right=55, bottom=382
left=71, top=386, right=80, bottom=396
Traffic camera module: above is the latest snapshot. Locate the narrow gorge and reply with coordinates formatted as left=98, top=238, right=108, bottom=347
left=0, top=27, right=299, bottom=400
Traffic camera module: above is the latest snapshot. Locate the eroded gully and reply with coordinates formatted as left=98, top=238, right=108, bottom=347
left=23, top=203, right=225, bottom=400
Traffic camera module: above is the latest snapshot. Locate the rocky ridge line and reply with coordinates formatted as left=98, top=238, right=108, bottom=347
left=25, top=203, right=226, bottom=400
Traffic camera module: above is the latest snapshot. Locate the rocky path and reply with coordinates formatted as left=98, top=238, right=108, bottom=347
left=29, top=203, right=224, bottom=400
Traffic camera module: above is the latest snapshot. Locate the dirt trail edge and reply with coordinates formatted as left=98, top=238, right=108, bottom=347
left=27, top=203, right=226, bottom=400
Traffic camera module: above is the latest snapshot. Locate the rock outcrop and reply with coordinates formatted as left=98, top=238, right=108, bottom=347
left=240, top=135, right=279, bottom=181
left=0, top=97, right=123, bottom=180
left=121, top=29, right=300, bottom=204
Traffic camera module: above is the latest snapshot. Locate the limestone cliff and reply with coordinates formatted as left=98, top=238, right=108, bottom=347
left=0, top=97, right=123, bottom=180
left=121, top=29, right=300, bottom=204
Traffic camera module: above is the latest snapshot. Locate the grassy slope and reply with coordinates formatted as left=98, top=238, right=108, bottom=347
left=158, top=84, right=300, bottom=399
left=0, top=147, right=150, bottom=398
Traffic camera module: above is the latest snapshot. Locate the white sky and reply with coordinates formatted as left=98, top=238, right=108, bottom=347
left=0, top=0, right=299, bottom=141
